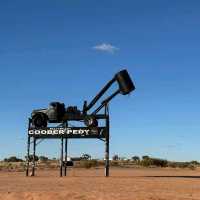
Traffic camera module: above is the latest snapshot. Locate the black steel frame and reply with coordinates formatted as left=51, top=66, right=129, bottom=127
left=25, top=69, right=135, bottom=177
left=26, top=104, right=110, bottom=177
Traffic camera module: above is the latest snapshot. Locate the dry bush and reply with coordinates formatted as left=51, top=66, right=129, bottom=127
left=79, top=160, right=98, bottom=169
left=0, top=162, right=26, bottom=172
left=111, top=161, right=119, bottom=167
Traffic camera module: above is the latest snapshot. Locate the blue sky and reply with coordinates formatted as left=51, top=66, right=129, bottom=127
left=0, top=0, right=200, bottom=161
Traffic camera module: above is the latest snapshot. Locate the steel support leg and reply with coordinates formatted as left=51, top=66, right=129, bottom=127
left=32, top=137, right=36, bottom=176
left=60, top=137, right=64, bottom=177
left=26, top=135, right=30, bottom=176
left=105, top=124, right=110, bottom=176
left=64, top=138, right=68, bottom=176
left=105, top=105, right=110, bottom=177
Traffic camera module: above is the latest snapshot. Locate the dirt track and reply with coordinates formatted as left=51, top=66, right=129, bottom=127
left=0, top=168, right=200, bottom=200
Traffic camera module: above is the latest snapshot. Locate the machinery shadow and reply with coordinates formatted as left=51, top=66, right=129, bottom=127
left=143, top=175, right=200, bottom=179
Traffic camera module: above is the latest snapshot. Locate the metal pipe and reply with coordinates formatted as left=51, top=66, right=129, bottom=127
left=92, top=89, right=120, bottom=115
left=84, top=77, right=115, bottom=112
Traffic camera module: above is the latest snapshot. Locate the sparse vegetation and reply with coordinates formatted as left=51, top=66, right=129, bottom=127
left=140, top=157, right=168, bottom=167
left=111, top=155, right=199, bottom=169
left=39, top=156, right=49, bottom=162
left=132, top=156, right=140, bottom=162
left=79, top=159, right=98, bottom=168
left=1, top=154, right=199, bottom=171
left=25, top=155, right=39, bottom=162
left=4, top=156, right=23, bottom=162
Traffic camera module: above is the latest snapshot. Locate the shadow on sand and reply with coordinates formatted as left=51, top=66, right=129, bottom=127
left=143, top=175, right=200, bottom=179
left=64, top=175, right=200, bottom=179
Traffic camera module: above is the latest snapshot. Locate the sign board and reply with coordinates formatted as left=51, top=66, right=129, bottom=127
left=28, top=127, right=106, bottom=139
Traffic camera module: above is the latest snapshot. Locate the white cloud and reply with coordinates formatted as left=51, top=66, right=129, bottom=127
left=93, top=43, right=119, bottom=54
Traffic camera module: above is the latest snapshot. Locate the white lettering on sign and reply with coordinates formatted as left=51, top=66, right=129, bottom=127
left=28, top=128, right=98, bottom=136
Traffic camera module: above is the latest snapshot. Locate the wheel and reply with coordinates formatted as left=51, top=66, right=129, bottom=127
left=32, top=113, right=48, bottom=128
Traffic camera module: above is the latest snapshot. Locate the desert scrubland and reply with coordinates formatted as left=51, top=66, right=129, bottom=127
left=0, top=167, right=200, bottom=200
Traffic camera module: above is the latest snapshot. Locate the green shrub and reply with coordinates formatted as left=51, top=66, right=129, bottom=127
left=4, top=156, right=23, bottom=162
left=25, top=155, right=39, bottom=162
left=190, top=160, right=199, bottom=165
left=140, top=158, right=153, bottom=167
left=151, top=158, right=168, bottom=167
left=132, top=156, right=140, bottom=163
left=140, top=157, right=167, bottom=167
left=39, top=156, right=49, bottom=162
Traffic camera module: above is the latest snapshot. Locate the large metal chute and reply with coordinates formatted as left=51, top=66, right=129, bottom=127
left=115, top=69, right=135, bottom=95
left=84, top=69, right=135, bottom=114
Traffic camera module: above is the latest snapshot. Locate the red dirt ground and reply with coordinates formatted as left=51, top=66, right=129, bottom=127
left=0, top=168, right=200, bottom=200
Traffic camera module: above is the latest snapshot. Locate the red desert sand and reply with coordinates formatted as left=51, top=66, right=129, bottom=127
left=0, top=168, right=200, bottom=200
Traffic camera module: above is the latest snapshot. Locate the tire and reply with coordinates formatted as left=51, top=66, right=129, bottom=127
left=32, top=113, right=48, bottom=128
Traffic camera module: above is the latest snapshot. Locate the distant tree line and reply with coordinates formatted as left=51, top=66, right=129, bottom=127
left=112, top=154, right=199, bottom=169
left=3, top=156, right=23, bottom=162
left=2, top=154, right=200, bottom=170
left=3, top=155, right=49, bottom=162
